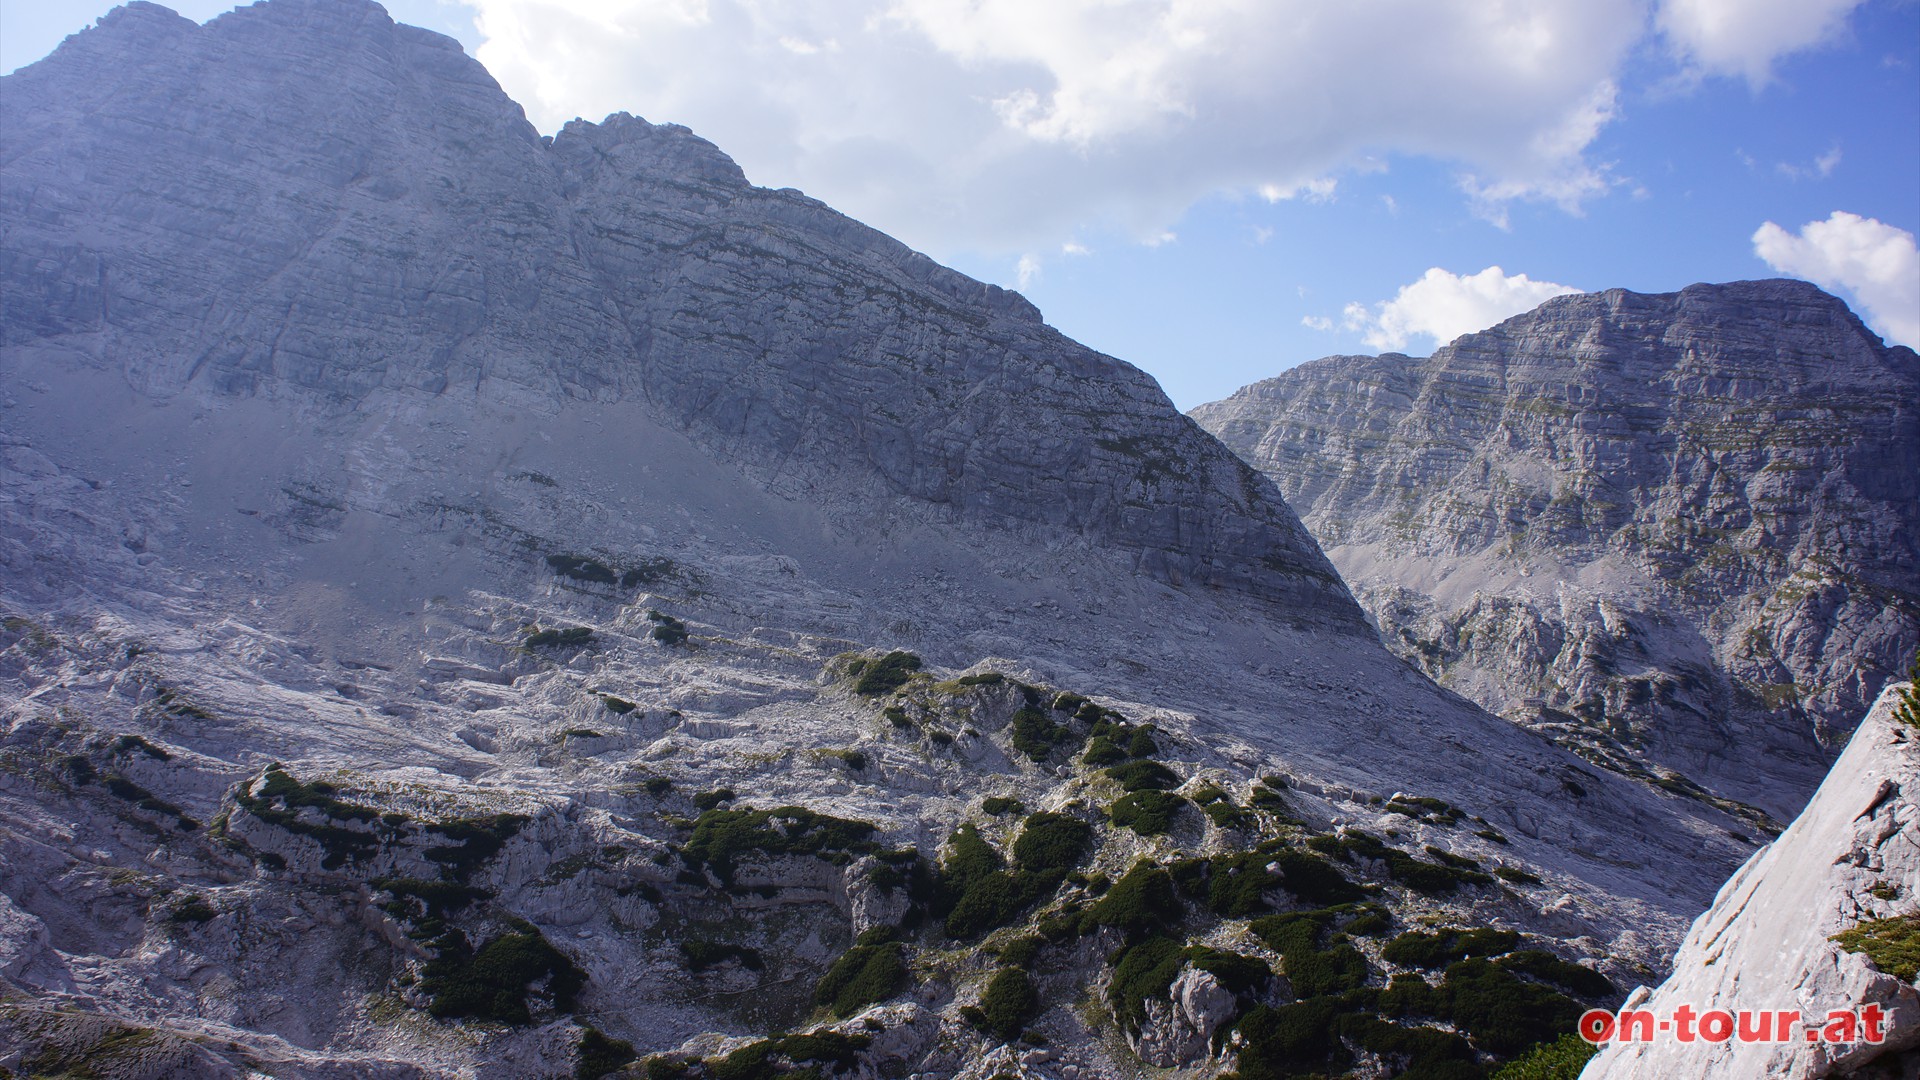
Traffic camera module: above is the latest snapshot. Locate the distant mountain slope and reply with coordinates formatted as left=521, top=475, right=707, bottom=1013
left=1193, top=281, right=1920, bottom=818
left=0, top=0, right=1349, bottom=621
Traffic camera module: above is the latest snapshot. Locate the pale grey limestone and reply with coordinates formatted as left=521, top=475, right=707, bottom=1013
left=1193, top=282, right=1920, bottom=819
left=1581, top=682, right=1920, bottom=1079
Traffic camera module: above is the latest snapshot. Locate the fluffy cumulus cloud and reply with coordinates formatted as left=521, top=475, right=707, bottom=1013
left=1658, top=0, right=1869, bottom=84
left=467, top=0, right=1652, bottom=252
left=1754, top=212, right=1920, bottom=347
left=1338, top=267, right=1583, bottom=352
left=463, top=0, right=1873, bottom=257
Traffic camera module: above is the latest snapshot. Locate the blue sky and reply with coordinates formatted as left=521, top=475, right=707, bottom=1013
left=4, top=0, right=1915, bottom=409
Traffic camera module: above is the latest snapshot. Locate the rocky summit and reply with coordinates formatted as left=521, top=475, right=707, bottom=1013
left=1193, top=282, right=1920, bottom=822
left=0, top=3, right=1855, bottom=1079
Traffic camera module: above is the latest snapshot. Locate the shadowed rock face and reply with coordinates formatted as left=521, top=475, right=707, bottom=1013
left=1193, top=281, right=1920, bottom=818
left=0, top=0, right=1352, bottom=622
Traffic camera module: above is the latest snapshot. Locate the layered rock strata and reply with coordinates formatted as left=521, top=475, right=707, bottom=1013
left=1193, top=282, right=1920, bottom=819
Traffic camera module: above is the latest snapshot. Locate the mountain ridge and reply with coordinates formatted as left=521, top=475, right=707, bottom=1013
left=1193, top=279, right=1920, bottom=820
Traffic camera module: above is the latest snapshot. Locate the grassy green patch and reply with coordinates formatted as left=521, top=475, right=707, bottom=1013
left=971, top=968, right=1041, bottom=1042
left=647, top=610, right=690, bottom=646
left=1491, top=1033, right=1597, bottom=1079
left=1382, top=928, right=1520, bottom=969
left=814, top=937, right=909, bottom=1017
left=420, top=924, right=586, bottom=1025
left=1082, top=861, right=1181, bottom=939
left=526, top=626, right=595, bottom=650
left=1109, top=790, right=1185, bottom=836
left=681, top=805, right=879, bottom=885
left=578, top=1027, right=639, bottom=1079
left=852, top=651, right=922, bottom=695
left=1831, top=913, right=1920, bottom=981
left=683, top=940, right=765, bottom=971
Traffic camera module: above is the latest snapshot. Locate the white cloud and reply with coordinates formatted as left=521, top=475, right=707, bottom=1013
left=1061, top=240, right=1090, bottom=256
left=466, top=0, right=1655, bottom=254
left=1261, top=178, right=1337, bottom=204
left=457, top=0, right=1874, bottom=258
left=1015, top=253, right=1041, bottom=289
left=1301, top=315, right=1333, bottom=332
left=1345, top=267, right=1583, bottom=351
left=1657, top=0, right=1867, bottom=84
left=1753, top=212, right=1920, bottom=347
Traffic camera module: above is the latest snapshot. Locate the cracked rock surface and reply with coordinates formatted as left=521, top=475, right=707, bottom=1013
left=1193, top=282, right=1920, bottom=820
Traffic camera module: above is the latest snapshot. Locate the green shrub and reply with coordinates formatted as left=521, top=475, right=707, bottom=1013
left=598, top=695, right=638, bottom=714
left=691, top=1029, right=871, bottom=1080
left=1110, top=790, right=1185, bottom=836
left=1249, top=910, right=1369, bottom=997
left=1382, top=928, right=1521, bottom=969
left=1325, top=830, right=1494, bottom=894
left=1831, top=914, right=1920, bottom=981
left=525, top=626, right=594, bottom=650
left=375, top=877, right=490, bottom=932
left=1437, top=957, right=1585, bottom=1056
left=975, top=968, right=1041, bottom=1042
left=680, top=806, right=878, bottom=884
left=112, top=734, right=171, bottom=760
left=998, top=935, right=1044, bottom=968
left=693, top=789, right=737, bottom=811
left=1891, top=650, right=1920, bottom=729
left=547, top=554, right=617, bottom=585
left=1203, top=800, right=1253, bottom=830
left=1381, top=972, right=1440, bottom=1017
left=982, top=796, right=1024, bottom=816
left=1080, top=736, right=1127, bottom=766
left=1491, top=1032, right=1598, bottom=1079
left=1339, top=1015, right=1479, bottom=1078
left=814, top=941, right=909, bottom=1017
left=1011, top=707, right=1079, bottom=762
left=853, top=652, right=922, bottom=695
left=1083, top=861, right=1181, bottom=938
left=1231, top=998, right=1346, bottom=1079
left=235, top=764, right=388, bottom=869
left=168, top=895, right=217, bottom=924
left=1495, top=866, right=1542, bottom=885
left=682, top=940, right=764, bottom=971
left=1497, top=950, right=1614, bottom=1000
left=1384, top=795, right=1465, bottom=826
left=1125, top=729, right=1159, bottom=758
left=884, top=705, right=913, bottom=727
left=957, top=672, right=1005, bottom=686
left=577, top=1027, right=639, bottom=1080
left=421, top=926, right=586, bottom=1024
left=1011, top=812, right=1092, bottom=875
left=1105, top=760, right=1179, bottom=791
left=424, top=814, right=531, bottom=882
left=1108, top=935, right=1184, bottom=1031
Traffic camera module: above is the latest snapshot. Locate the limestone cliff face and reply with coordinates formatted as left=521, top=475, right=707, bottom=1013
left=0, top=0, right=1348, bottom=621
left=1192, top=283, right=1920, bottom=817
left=1581, top=682, right=1920, bottom=1079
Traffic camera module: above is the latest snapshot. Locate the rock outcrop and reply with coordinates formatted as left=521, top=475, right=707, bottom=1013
left=1581, top=680, right=1920, bottom=1079
left=1192, top=283, right=1920, bottom=819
